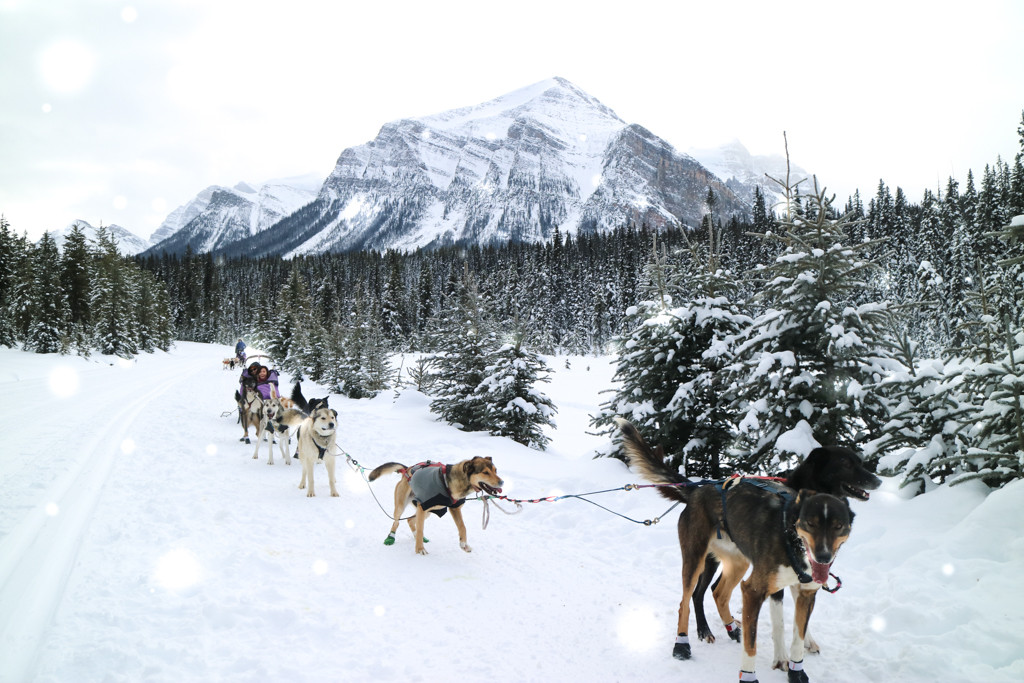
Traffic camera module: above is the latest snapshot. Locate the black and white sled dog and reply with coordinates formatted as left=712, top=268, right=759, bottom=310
left=616, top=419, right=879, bottom=683
left=252, top=384, right=305, bottom=465
left=290, top=383, right=339, bottom=497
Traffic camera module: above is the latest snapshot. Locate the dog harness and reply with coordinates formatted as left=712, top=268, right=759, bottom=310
left=295, top=427, right=328, bottom=459
left=405, top=462, right=465, bottom=518
left=717, top=477, right=815, bottom=584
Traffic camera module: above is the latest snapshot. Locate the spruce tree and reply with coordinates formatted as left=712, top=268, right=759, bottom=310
left=0, top=216, right=21, bottom=347
left=25, top=232, right=70, bottom=353
left=91, top=226, right=138, bottom=357
left=729, top=177, right=895, bottom=472
left=476, top=331, right=557, bottom=449
left=429, top=264, right=496, bottom=431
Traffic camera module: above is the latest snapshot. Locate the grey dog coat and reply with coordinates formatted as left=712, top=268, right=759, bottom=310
left=409, top=463, right=464, bottom=517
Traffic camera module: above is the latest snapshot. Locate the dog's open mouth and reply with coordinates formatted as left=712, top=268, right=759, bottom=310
left=805, top=549, right=833, bottom=584
left=476, top=483, right=502, bottom=495
left=843, top=483, right=871, bottom=501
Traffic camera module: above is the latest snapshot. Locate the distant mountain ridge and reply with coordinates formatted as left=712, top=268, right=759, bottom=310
left=688, top=139, right=811, bottom=209
left=149, top=79, right=813, bottom=257
left=144, top=174, right=321, bottom=255
left=48, top=220, right=151, bottom=256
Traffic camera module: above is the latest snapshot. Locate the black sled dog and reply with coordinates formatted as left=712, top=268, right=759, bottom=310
left=616, top=418, right=877, bottom=683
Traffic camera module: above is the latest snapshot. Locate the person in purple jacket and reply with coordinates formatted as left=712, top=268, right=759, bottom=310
left=253, top=365, right=280, bottom=400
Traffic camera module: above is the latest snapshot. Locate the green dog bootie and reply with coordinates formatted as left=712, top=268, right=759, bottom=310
left=383, top=533, right=396, bottom=546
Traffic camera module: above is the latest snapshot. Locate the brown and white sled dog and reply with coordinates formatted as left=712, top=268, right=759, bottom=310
left=615, top=419, right=856, bottom=683
left=234, top=378, right=262, bottom=444
left=368, top=457, right=503, bottom=555
left=252, top=385, right=304, bottom=465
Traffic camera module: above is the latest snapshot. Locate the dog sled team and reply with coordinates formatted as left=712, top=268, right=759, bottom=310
left=225, top=350, right=880, bottom=683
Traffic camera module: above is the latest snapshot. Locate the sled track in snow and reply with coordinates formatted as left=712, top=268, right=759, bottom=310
left=0, top=363, right=206, bottom=683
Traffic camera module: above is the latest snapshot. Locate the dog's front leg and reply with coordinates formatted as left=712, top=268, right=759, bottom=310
left=413, top=506, right=429, bottom=555
left=325, top=455, right=339, bottom=497
left=784, top=586, right=817, bottom=683
left=252, top=421, right=265, bottom=460
left=450, top=506, right=471, bottom=552
left=770, top=591, right=787, bottom=671
left=301, top=458, right=315, bottom=497
left=739, top=580, right=769, bottom=682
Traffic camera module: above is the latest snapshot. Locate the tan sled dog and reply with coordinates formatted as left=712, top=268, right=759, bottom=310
left=368, top=457, right=503, bottom=555
left=296, top=405, right=339, bottom=497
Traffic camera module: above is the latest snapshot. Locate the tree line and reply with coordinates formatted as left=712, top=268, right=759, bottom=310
left=3, top=113, right=1023, bottom=484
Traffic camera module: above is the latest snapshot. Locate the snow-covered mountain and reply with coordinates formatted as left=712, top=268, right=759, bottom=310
left=689, top=139, right=811, bottom=210
left=213, top=77, right=749, bottom=257
left=47, top=220, right=151, bottom=256
left=145, top=174, right=321, bottom=255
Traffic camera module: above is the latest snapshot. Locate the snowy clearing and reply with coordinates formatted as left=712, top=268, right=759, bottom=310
left=1, top=343, right=1022, bottom=682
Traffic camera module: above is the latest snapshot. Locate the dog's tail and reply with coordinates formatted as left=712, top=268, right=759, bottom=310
left=615, top=418, right=692, bottom=503
left=368, top=462, right=407, bottom=482
left=290, top=382, right=309, bottom=413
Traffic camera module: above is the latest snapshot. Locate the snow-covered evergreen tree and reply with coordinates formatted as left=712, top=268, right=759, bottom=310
left=592, top=223, right=750, bottom=476
left=429, top=264, right=497, bottom=431
left=90, top=226, right=138, bottom=358
left=25, top=232, right=70, bottom=353
left=729, top=178, right=896, bottom=472
left=0, top=217, right=24, bottom=347
left=476, top=332, right=557, bottom=450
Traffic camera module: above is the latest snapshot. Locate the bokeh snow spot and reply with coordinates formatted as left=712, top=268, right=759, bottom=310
left=942, top=563, right=955, bottom=576
left=616, top=606, right=660, bottom=651
left=870, top=616, right=886, bottom=633
left=312, top=559, right=329, bottom=576
left=49, top=365, right=79, bottom=398
left=45, top=502, right=59, bottom=517
left=154, top=548, right=202, bottom=591
left=373, top=605, right=386, bottom=617
left=121, top=6, right=138, bottom=23
left=120, top=438, right=135, bottom=454
left=205, top=444, right=217, bottom=456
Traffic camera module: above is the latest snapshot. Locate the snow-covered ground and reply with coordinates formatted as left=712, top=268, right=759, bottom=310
left=1, top=343, right=1021, bottom=682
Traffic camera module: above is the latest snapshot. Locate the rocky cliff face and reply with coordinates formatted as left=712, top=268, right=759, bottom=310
left=270, top=78, right=748, bottom=256
left=159, top=78, right=756, bottom=257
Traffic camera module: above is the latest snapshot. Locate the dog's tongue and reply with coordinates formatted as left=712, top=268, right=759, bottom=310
left=808, top=555, right=832, bottom=584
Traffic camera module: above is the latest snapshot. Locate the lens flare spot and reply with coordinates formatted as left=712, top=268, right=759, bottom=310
left=942, top=563, right=955, bottom=576
left=45, top=502, right=60, bottom=516
left=590, top=174, right=602, bottom=188
left=617, top=606, right=660, bottom=652
left=345, top=519, right=355, bottom=530
left=41, top=103, right=52, bottom=113
left=154, top=548, right=202, bottom=591
left=48, top=365, right=79, bottom=398
left=113, top=195, right=128, bottom=210
left=120, top=438, right=136, bottom=454
left=205, top=444, right=217, bottom=456
left=373, top=605, right=386, bottom=617
left=312, top=559, right=328, bottom=576
left=485, top=131, right=497, bottom=141
left=38, top=39, right=97, bottom=94
left=344, top=468, right=364, bottom=494
left=870, top=616, right=886, bottom=633
left=121, top=6, right=138, bottom=23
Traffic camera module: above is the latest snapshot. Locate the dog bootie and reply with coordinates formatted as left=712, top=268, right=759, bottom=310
left=787, top=660, right=808, bottom=683
left=383, top=533, right=396, bottom=546
left=672, top=634, right=691, bottom=660
left=725, top=620, right=741, bottom=642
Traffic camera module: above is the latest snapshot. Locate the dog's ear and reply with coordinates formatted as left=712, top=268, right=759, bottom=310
left=463, top=460, right=478, bottom=476
left=331, top=409, right=338, bottom=419
left=794, top=489, right=819, bottom=505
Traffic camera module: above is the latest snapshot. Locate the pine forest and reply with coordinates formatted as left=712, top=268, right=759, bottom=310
left=3, top=115, right=1024, bottom=490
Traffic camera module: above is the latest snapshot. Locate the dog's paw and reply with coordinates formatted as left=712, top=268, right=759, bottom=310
left=804, top=636, right=820, bottom=654
left=773, top=660, right=788, bottom=671
left=726, top=622, right=741, bottom=643
left=306, top=491, right=315, bottom=498
left=331, top=491, right=339, bottom=497
left=415, top=547, right=428, bottom=555
left=787, top=668, right=809, bottom=683
left=696, top=625, right=716, bottom=644
left=460, top=541, right=473, bottom=553
left=383, top=534, right=396, bottom=546
left=672, top=642, right=691, bottom=660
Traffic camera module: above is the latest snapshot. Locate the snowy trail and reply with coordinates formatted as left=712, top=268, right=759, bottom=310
left=0, top=356, right=209, bottom=682
left=1, top=344, right=1022, bottom=682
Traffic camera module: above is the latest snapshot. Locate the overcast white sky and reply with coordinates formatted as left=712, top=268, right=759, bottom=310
left=2, top=0, right=1022, bottom=242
